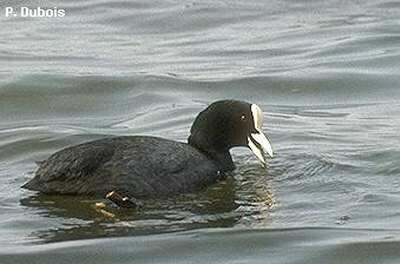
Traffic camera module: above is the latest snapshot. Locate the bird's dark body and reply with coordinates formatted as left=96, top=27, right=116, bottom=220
left=23, top=136, right=220, bottom=198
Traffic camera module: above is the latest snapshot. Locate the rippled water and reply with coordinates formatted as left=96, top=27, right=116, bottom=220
left=1, top=0, right=400, bottom=263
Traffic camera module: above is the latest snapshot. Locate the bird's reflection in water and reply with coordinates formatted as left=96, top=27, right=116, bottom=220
left=20, top=165, right=274, bottom=243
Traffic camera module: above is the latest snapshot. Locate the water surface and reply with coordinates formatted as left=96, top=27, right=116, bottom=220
left=1, top=0, right=400, bottom=263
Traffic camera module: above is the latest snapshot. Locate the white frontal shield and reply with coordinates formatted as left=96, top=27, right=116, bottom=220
left=247, top=104, right=274, bottom=165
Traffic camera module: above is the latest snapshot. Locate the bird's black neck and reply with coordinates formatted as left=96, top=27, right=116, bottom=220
left=188, top=134, right=235, bottom=172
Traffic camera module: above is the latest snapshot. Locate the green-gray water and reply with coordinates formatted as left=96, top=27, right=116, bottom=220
left=1, top=0, right=400, bottom=263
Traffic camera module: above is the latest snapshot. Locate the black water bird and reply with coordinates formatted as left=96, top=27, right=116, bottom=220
left=22, top=100, right=273, bottom=198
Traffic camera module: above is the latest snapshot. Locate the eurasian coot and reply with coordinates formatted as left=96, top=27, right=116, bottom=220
left=22, top=100, right=273, bottom=198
